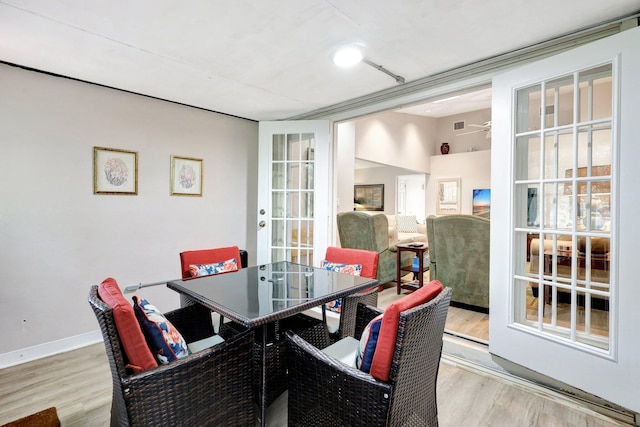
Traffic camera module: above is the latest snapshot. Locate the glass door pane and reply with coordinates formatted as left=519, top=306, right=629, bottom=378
left=515, top=64, right=613, bottom=351
left=270, top=132, right=315, bottom=265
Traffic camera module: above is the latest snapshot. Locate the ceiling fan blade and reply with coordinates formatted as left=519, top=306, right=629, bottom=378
left=467, top=121, right=492, bottom=129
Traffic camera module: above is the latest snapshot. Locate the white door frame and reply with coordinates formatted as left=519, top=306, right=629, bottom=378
left=257, top=120, right=331, bottom=266
left=489, top=26, right=640, bottom=413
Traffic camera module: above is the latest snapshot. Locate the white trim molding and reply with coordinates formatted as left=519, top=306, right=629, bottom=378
left=0, top=330, right=102, bottom=369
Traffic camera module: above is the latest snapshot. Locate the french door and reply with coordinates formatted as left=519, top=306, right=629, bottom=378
left=490, top=26, right=640, bottom=413
left=257, top=121, right=331, bottom=266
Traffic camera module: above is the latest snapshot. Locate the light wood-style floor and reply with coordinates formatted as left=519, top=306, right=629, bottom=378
left=0, top=340, right=626, bottom=426
left=0, top=284, right=626, bottom=426
left=392, top=272, right=490, bottom=343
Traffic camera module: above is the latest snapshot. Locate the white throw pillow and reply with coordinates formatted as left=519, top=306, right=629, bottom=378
left=396, top=215, right=418, bottom=233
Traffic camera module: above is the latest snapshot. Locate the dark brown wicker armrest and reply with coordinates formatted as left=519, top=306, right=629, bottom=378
left=353, top=303, right=384, bottom=340
left=164, top=302, right=216, bottom=343
left=119, top=328, right=254, bottom=426
left=285, top=330, right=391, bottom=427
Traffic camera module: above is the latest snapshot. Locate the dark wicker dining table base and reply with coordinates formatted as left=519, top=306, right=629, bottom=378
left=223, top=313, right=331, bottom=407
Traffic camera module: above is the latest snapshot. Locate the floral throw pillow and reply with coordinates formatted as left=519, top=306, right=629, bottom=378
left=321, top=260, right=362, bottom=313
left=133, top=296, right=189, bottom=364
left=355, top=314, right=383, bottom=373
left=321, top=260, right=362, bottom=277
left=189, top=258, right=238, bottom=277
left=325, top=298, right=342, bottom=313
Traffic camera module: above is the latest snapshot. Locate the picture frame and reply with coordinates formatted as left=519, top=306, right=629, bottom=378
left=170, top=155, right=203, bottom=196
left=93, top=146, right=138, bottom=195
left=436, top=178, right=461, bottom=214
left=354, top=184, right=384, bottom=211
left=472, top=188, right=491, bottom=219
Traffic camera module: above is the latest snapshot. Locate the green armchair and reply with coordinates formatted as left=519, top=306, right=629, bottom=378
left=426, top=214, right=490, bottom=311
left=337, top=212, right=414, bottom=287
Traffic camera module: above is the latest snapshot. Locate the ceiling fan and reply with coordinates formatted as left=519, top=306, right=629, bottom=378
left=457, top=121, right=492, bottom=139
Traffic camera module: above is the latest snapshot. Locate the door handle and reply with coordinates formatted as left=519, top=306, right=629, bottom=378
left=259, top=221, right=266, bottom=228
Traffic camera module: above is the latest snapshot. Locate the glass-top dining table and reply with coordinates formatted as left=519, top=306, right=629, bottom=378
left=167, top=261, right=378, bottom=426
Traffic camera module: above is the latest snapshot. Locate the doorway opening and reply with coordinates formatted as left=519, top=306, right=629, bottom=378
left=336, top=86, right=492, bottom=345
left=397, top=174, right=425, bottom=220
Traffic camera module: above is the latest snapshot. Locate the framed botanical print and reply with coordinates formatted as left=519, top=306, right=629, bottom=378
left=170, top=156, right=203, bottom=196
left=93, top=146, right=138, bottom=195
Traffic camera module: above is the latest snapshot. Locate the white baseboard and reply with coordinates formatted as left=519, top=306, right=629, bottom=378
left=0, top=330, right=103, bottom=369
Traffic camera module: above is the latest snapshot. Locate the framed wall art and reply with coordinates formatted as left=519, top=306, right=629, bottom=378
left=472, top=188, right=491, bottom=219
left=170, top=155, right=203, bottom=196
left=436, top=178, right=461, bottom=214
left=93, top=146, right=138, bottom=195
left=354, top=184, right=384, bottom=211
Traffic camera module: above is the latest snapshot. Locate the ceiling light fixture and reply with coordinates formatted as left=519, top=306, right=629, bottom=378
left=333, top=46, right=364, bottom=67
left=333, top=46, right=405, bottom=85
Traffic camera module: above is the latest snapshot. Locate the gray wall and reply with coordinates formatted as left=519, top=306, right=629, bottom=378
left=354, top=112, right=437, bottom=173
left=427, top=150, right=492, bottom=216
left=0, top=64, right=258, bottom=365
left=436, top=108, right=492, bottom=154
left=355, top=165, right=421, bottom=216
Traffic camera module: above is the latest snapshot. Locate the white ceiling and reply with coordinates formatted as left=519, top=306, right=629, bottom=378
left=1, top=1, right=638, bottom=121
left=395, top=87, right=493, bottom=118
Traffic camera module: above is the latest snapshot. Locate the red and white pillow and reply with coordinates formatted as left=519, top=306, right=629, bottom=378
left=321, top=260, right=362, bottom=313
left=189, top=258, right=238, bottom=277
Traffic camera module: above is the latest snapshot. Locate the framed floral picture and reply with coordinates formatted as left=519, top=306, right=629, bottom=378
left=93, top=146, right=138, bottom=195
left=170, top=156, right=203, bottom=196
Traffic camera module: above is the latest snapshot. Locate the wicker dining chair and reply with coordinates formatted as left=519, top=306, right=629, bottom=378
left=88, top=284, right=255, bottom=426
left=322, top=246, right=379, bottom=341
left=286, top=285, right=452, bottom=427
left=179, top=246, right=247, bottom=330
left=179, top=246, right=248, bottom=280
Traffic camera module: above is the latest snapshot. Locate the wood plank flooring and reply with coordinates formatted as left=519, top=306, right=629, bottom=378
left=0, top=284, right=627, bottom=426
left=0, top=340, right=627, bottom=426
left=381, top=277, right=490, bottom=343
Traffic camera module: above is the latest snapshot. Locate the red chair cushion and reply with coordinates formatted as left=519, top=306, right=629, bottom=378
left=324, top=247, right=379, bottom=280
left=179, top=246, right=242, bottom=279
left=369, top=280, right=443, bottom=381
left=98, top=278, right=158, bottom=373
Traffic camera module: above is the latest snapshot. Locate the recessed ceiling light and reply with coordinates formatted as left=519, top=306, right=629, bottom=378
left=333, top=46, right=364, bottom=68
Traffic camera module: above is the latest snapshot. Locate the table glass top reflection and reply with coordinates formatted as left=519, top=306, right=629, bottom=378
left=167, top=261, right=376, bottom=326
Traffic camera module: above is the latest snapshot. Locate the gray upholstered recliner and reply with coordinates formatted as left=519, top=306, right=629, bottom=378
left=427, top=214, right=490, bottom=311
left=337, top=211, right=414, bottom=287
